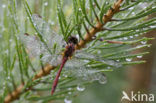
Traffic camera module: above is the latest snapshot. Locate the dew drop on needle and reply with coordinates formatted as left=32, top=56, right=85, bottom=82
left=98, top=75, right=107, bottom=84
left=2, top=4, right=6, bottom=8
left=126, top=58, right=132, bottom=62
left=77, top=85, right=85, bottom=92
left=64, top=98, right=72, bottom=103
left=137, top=55, right=142, bottom=59
left=141, top=41, right=147, bottom=45
left=44, top=2, right=48, bottom=6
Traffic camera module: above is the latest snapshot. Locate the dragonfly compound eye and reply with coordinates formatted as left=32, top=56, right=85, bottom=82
left=67, top=36, right=78, bottom=45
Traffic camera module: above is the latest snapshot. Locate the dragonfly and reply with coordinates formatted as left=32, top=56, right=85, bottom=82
left=21, top=14, right=122, bottom=95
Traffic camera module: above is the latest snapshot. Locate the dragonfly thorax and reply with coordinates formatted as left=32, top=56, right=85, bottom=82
left=64, top=44, right=75, bottom=58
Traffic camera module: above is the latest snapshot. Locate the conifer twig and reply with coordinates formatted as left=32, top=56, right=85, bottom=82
left=4, top=0, right=123, bottom=103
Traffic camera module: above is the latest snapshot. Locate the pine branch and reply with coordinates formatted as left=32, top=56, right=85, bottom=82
left=75, top=0, right=123, bottom=49
left=4, top=0, right=124, bottom=103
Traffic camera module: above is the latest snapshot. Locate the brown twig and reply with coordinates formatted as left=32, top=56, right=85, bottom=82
left=75, top=0, right=122, bottom=49
left=4, top=64, right=55, bottom=103
left=4, top=0, right=123, bottom=103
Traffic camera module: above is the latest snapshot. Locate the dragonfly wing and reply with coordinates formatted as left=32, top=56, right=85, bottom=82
left=75, top=50, right=122, bottom=68
left=64, top=58, right=86, bottom=68
left=32, top=14, right=52, bottom=38
left=21, top=34, right=48, bottom=58
left=20, top=14, right=66, bottom=65
left=74, top=50, right=96, bottom=60
left=21, top=34, right=62, bottom=66
left=41, top=53, right=62, bottom=66
left=32, top=14, right=65, bottom=49
left=64, top=58, right=107, bottom=84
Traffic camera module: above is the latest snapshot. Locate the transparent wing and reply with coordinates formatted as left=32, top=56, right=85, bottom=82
left=32, top=14, right=51, bottom=37
left=21, top=34, right=48, bottom=57
left=41, top=53, right=62, bottom=66
left=21, top=34, right=62, bottom=66
left=64, top=58, right=107, bottom=84
left=32, top=14, right=65, bottom=48
left=20, top=14, right=66, bottom=66
left=74, top=50, right=122, bottom=68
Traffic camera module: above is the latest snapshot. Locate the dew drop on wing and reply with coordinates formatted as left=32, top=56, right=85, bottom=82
left=21, top=14, right=65, bottom=65
left=32, top=14, right=65, bottom=48
left=20, top=34, right=47, bottom=58
left=64, top=59, right=91, bottom=79
left=32, top=14, right=49, bottom=35
left=74, top=50, right=96, bottom=60
left=64, top=59, right=107, bottom=84
left=75, top=50, right=122, bottom=68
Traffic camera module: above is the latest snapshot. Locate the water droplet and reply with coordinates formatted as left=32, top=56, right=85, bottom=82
left=141, top=41, right=147, bottom=45
left=135, top=34, right=139, bottom=37
left=129, top=7, right=134, bottom=10
left=68, top=92, right=72, bottom=95
left=123, top=37, right=128, bottom=40
left=106, top=2, right=109, bottom=5
left=34, top=23, right=37, bottom=26
left=126, top=58, right=132, bottom=62
left=78, top=8, right=82, bottom=11
left=135, top=29, right=139, bottom=32
left=132, top=12, right=135, bottom=15
left=116, top=59, right=120, bottom=62
left=68, top=88, right=72, bottom=90
left=75, top=34, right=80, bottom=41
left=147, top=45, right=151, bottom=47
left=98, top=51, right=101, bottom=54
left=27, top=16, right=29, bottom=20
left=129, top=36, right=133, bottom=38
left=50, top=21, right=55, bottom=25
left=107, top=66, right=111, bottom=69
left=137, top=55, right=142, bottom=58
left=7, top=76, right=10, bottom=80
left=44, top=2, right=48, bottom=6
left=149, top=25, right=156, bottom=29
left=152, top=6, right=156, bottom=9
left=64, top=98, right=72, bottom=103
left=136, top=45, right=143, bottom=48
left=77, top=85, right=85, bottom=91
left=2, top=4, right=6, bottom=8
left=99, top=74, right=107, bottom=84
left=83, top=60, right=89, bottom=63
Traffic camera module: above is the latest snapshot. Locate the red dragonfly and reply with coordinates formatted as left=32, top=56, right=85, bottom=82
left=51, top=36, right=78, bottom=95
left=21, top=14, right=121, bottom=95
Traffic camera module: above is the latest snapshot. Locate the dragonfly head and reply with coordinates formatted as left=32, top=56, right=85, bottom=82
left=67, top=36, right=78, bottom=45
